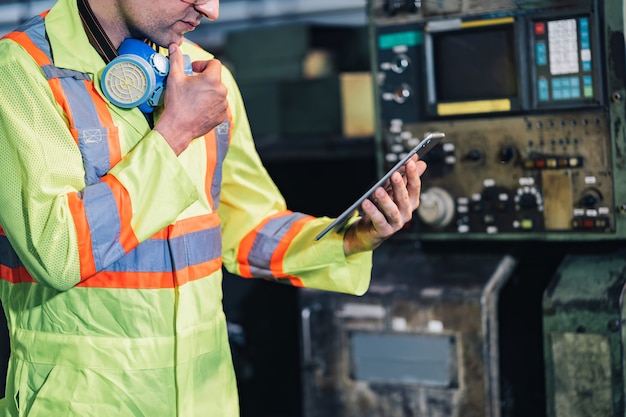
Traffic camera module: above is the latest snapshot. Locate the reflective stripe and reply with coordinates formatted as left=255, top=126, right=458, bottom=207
left=209, top=119, right=232, bottom=209
left=63, top=77, right=112, bottom=183
left=82, top=181, right=125, bottom=271
left=78, top=259, right=222, bottom=289
left=9, top=15, right=114, bottom=185
left=5, top=17, right=135, bottom=278
left=1, top=17, right=229, bottom=289
left=0, top=265, right=35, bottom=284
left=42, top=66, right=90, bottom=81
left=0, top=223, right=223, bottom=289
left=238, top=211, right=311, bottom=286
left=104, top=226, right=221, bottom=273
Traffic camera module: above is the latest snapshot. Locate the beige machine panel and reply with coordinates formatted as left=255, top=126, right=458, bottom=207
left=388, top=112, right=614, bottom=236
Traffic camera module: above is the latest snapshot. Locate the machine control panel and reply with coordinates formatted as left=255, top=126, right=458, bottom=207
left=385, top=113, right=613, bottom=237
left=369, top=0, right=626, bottom=241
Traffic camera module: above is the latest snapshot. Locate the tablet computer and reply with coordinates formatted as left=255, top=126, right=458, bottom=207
left=314, top=131, right=445, bottom=240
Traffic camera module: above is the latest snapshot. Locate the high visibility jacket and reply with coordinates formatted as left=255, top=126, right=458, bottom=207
left=0, top=0, right=372, bottom=415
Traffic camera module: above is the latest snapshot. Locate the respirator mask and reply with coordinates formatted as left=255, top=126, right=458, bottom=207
left=101, top=39, right=192, bottom=113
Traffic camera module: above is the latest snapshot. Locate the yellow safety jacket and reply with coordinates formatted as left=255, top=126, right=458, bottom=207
left=0, top=0, right=372, bottom=415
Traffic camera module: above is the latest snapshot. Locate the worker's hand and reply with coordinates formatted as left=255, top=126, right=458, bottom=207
left=343, top=156, right=427, bottom=256
left=155, top=43, right=228, bottom=155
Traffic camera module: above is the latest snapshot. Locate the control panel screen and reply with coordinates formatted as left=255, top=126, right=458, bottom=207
left=433, top=25, right=517, bottom=102
left=532, top=16, right=598, bottom=106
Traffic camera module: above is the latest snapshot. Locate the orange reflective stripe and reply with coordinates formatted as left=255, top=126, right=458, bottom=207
left=67, top=192, right=97, bottom=279
left=269, top=215, right=311, bottom=287
left=169, top=213, right=221, bottom=238
left=237, top=216, right=271, bottom=278
left=77, top=258, right=222, bottom=289
left=174, top=258, right=223, bottom=288
left=0, top=260, right=223, bottom=289
left=100, top=175, right=139, bottom=253
left=0, top=265, right=36, bottom=284
left=204, top=130, right=217, bottom=210
left=237, top=212, right=314, bottom=285
left=138, top=214, right=221, bottom=241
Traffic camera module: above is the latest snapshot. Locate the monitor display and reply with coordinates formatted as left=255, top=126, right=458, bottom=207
left=432, top=25, right=517, bottom=102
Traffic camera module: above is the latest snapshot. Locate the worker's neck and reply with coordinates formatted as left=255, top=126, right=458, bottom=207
left=85, top=0, right=129, bottom=49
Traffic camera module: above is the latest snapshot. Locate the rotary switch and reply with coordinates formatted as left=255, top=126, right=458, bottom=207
left=417, top=186, right=455, bottom=228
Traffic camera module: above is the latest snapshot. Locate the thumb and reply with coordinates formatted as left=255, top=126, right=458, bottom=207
left=168, top=43, right=183, bottom=77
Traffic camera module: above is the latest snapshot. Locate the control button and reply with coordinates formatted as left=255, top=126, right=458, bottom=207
left=581, top=194, right=598, bottom=207
left=537, top=78, right=550, bottom=101
left=583, top=75, right=594, bottom=98
left=595, top=218, right=609, bottom=228
left=580, top=188, right=602, bottom=208
left=464, top=149, right=483, bottom=161
left=534, top=22, right=546, bottom=35
left=391, top=54, right=411, bottom=74
left=583, top=218, right=595, bottom=228
left=499, top=145, right=516, bottom=164
left=520, top=218, right=534, bottom=230
left=393, top=83, right=412, bottom=103
left=518, top=193, right=538, bottom=209
left=483, top=214, right=496, bottom=225
left=417, top=186, right=455, bottom=228
left=536, top=42, right=547, bottom=66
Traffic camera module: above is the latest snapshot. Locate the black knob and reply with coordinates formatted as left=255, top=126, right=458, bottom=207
left=391, top=54, right=411, bottom=74
left=499, top=145, right=516, bottom=164
left=581, top=194, right=598, bottom=208
left=518, top=194, right=538, bottom=209
left=465, top=149, right=483, bottom=161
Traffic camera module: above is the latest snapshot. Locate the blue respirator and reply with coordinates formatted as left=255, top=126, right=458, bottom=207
left=101, top=39, right=192, bottom=113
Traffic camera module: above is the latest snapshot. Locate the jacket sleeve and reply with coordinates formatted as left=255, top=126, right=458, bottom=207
left=217, top=68, right=372, bottom=296
left=0, top=41, right=198, bottom=291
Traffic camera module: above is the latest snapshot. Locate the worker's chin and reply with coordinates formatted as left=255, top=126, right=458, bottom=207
left=152, top=33, right=185, bottom=48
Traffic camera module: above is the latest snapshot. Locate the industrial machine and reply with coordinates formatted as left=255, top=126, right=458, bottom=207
left=372, top=0, right=625, bottom=241
left=542, top=251, right=626, bottom=417
left=300, top=244, right=517, bottom=417
left=300, top=1, right=626, bottom=417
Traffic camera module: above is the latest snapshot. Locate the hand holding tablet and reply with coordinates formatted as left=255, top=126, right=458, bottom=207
left=315, top=131, right=445, bottom=241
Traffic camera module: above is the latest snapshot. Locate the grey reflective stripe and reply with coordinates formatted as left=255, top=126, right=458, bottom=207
left=248, top=212, right=308, bottom=279
left=20, top=15, right=49, bottom=54
left=211, top=120, right=231, bottom=209
left=21, top=16, right=110, bottom=186
left=61, top=77, right=112, bottom=182
left=42, top=65, right=90, bottom=81
left=13, top=17, right=123, bottom=271
left=82, top=181, right=125, bottom=271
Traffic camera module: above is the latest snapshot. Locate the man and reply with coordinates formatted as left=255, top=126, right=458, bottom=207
left=0, top=0, right=426, bottom=415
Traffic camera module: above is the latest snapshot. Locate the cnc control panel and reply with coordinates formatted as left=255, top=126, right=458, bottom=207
left=369, top=0, right=626, bottom=241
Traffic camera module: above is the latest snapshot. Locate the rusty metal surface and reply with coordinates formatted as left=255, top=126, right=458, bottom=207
left=542, top=251, right=626, bottom=417
left=300, top=244, right=516, bottom=417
